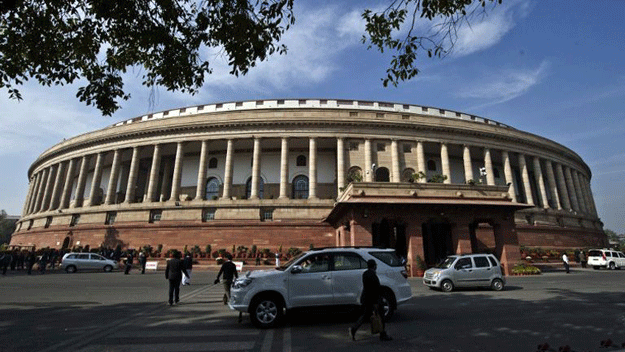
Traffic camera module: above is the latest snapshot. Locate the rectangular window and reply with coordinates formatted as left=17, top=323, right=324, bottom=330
left=403, top=144, right=412, bottom=153
left=70, top=214, right=80, bottom=227
left=402, top=114, right=410, bottom=120
left=105, top=211, right=117, bottom=225
left=376, top=113, right=385, bottom=118
left=45, top=216, right=52, bottom=228
left=377, top=143, right=386, bottom=152
left=421, top=107, right=428, bottom=112
left=349, top=111, right=358, bottom=117
left=149, top=210, right=162, bottom=223
left=261, top=208, right=274, bottom=221
left=236, top=102, right=243, bottom=107
left=202, top=208, right=216, bottom=222
left=473, top=256, right=490, bottom=268
left=348, top=142, right=359, bottom=151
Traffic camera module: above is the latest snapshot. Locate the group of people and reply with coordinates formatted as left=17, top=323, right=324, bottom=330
left=0, top=249, right=61, bottom=275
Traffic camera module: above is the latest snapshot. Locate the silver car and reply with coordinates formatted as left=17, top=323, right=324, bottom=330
left=61, top=253, right=118, bottom=273
left=423, top=254, right=505, bottom=292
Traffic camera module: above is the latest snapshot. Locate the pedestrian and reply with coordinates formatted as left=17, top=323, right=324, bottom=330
left=275, top=252, right=280, bottom=267
left=39, top=251, right=48, bottom=274
left=562, top=252, right=570, bottom=273
left=215, top=254, right=238, bottom=305
left=26, top=251, right=35, bottom=275
left=0, top=251, right=8, bottom=275
left=348, top=259, right=392, bottom=341
left=10, top=250, right=17, bottom=271
left=182, top=252, right=193, bottom=285
left=165, top=250, right=188, bottom=306
left=139, top=251, right=147, bottom=274
left=579, top=250, right=587, bottom=268
left=124, top=251, right=134, bottom=275
left=255, top=252, right=261, bottom=266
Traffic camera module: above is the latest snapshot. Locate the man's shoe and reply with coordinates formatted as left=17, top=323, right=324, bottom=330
left=380, top=333, right=392, bottom=341
left=348, top=327, right=355, bottom=341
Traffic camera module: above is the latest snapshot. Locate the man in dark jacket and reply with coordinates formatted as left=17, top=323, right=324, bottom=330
left=215, top=254, right=238, bottom=304
left=165, top=251, right=189, bottom=306
left=182, top=253, right=193, bottom=285
left=139, top=252, right=147, bottom=274
left=349, top=259, right=391, bottom=341
left=124, top=251, right=134, bottom=275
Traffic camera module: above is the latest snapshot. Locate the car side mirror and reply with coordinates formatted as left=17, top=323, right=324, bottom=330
left=291, top=265, right=302, bottom=274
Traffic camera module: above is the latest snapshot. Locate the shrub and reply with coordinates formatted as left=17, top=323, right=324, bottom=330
left=511, top=263, right=541, bottom=275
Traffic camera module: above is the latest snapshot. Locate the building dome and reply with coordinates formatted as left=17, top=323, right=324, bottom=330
left=11, top=99, right=606, bottom=275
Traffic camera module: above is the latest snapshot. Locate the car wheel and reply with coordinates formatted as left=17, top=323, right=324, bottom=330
left=609, top=262, right=616, bottom=270
left=250, top=295, right=283, bottom=328
left=65, top=265, right=77, bottom=273
left=380, top=289, right=396, bottom=321
left=441, top=279, right=454, bottom=292
left=491, top=278, right=504, bottom=291
left=103, top=265, right=113, bottom=272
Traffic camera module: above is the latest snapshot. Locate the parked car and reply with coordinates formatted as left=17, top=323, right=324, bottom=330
left=229, top=247, right=413, bottom=328
left=60, top=253, right=118, bottom=273
left=587, top=249, right=625, bottom=270
left=423, top=253, right=505, bottom=292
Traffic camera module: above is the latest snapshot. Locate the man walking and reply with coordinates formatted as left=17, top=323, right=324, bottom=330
left=348, top=259, right=392, bottom=341
left=139, top=251, right=147, bottom=274
left=124, top=251, right=134, bottom=275
left=165, top=251, right=188, bottom=306
left=562, top=252, right=570, bottom=274
left=215, top=254, right=238, bottom=304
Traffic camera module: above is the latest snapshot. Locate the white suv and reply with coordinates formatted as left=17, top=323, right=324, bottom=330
left=587, top=249, right=625, bottom=270
left=229, top=247, right=413, bottom=328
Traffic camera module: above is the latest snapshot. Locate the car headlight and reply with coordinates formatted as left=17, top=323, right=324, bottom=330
left=233, top=277, right=254, bottom=289
left=431, top=271, right=441, bottom=279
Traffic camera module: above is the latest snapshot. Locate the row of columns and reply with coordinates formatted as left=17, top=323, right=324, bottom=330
left=22, top=137, right=598, bottom=218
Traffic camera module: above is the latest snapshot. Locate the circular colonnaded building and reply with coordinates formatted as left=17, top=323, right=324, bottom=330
left=11, top=99, right=606, bottom=275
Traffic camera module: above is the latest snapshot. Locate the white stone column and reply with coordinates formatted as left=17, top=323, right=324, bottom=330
left=160, top=159, right=172, bottom=201
left=440, top=142, right=451, bottom=184
left=416, top=141, right=426, bottom=183
left=222, top=139, right=234, bottom=199
left=42, top=165, right=58, bottom=211
left=34, top=168, right=51, bottom=212
left=105, top=149, right=122, bottom=204
left=37, top=166, right=53, bottom=212
left=582, top=176, right=598, bottom=217
left=125, top=147, right=141, bottom=203
left=59, top=158, right=76, bottom=209
left=544, top=160, right=562, bottom=210
left=484, top=148, right=495, bottom=185
left=364, top=139, right=372, bottom=182
left=49, top=161, right=66, bottom=210
left=502, top=151, right=517, bottom=202
left=195, top=140, right=209, bottom=201
left=391, top=139, right=400, bottom=183
left=309, top=137, right=317, bottom=199
left=170, top=142, right=184, bottom=202
left=145, top=146, right=161, bottom=203
left=463, top=145, right=474, bottom=183
left=578, top=174, right=592, bottom=215
left=555, top=163, right=571, bottom=210
left=72, top=155, right=90, bottom=208
left=22, top=177, right=36, bottom=215
left=250, top=138, right=261, bottom=199
left=564, top=166, right=579, bottom=211
left=533, top=156, right=549, bottom=209
left=572, top=171, right=587, bottom=213
left=336, top=137, right=345, bottom=194
left=279, top=137, right=289, bottom=199
left=86, top=152, right=104, bottom=206
left=518, top=154, right=534, bottom=205
left=29, top=171, right=44, bottom=213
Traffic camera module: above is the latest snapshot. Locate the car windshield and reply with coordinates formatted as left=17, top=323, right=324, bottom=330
left=277, top=252, right=306, bottom=271
left=435, top=257, right=457, bottom=269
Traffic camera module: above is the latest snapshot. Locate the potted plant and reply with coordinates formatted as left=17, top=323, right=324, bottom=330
left=415, top=255, right=427, bottom=277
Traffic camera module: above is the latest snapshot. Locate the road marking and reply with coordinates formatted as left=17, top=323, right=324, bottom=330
left=261, top=329, right=274, bottom=352
left=283, top=327, right=292, bottom=352
left=110, top=329, right=258, bottom=338
left=77, top=341, right=256, bottom=352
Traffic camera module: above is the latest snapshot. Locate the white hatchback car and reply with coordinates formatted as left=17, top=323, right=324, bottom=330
left=423, top=254, right=505, bottom=292
left=587, top=249, right=625, bottom=270
left=229, top=247, right=413, bottom=328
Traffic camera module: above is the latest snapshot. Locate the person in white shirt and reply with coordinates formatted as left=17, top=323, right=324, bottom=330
left=562, top=253, right=570, bottom=273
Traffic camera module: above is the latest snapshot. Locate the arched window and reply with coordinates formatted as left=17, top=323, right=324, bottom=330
left=205, top=177, right=220, bottom=199
left=375, top=167, right=390, bottom=182
left=208, top=157, right=218, bottom=169
left=346, top=166, right=363, bottom=183
left=296, top=155, right=307, bottom=166
left=427, top=160, right=437, bottom=171
left=401, top=168, right=415, bottom=182
left=292, top=175, right=309, bottom=199
left=245, top=177, right=264, bottom=199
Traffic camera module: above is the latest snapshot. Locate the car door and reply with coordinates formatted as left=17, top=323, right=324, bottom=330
left=76, top=253, right=91, bottom=270
left=452, top=257, right=474, bottom=287
left=288, top=253, right=333, bottom=307
left=331, top=253, right=367, bottom=305
left=90, top=254, right=106, bottom=270
left=618, top=252, right=625, bottom=267
left=471, top=256, right=493, bottom=285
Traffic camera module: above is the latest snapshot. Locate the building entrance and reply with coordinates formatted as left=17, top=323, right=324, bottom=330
left=372, top=219, right=407, bottom=259
left=422, top=221, right=453, bottom=266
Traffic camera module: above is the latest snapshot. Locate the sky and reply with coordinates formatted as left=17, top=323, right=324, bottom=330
left=1, top=0, right=624, bottom=234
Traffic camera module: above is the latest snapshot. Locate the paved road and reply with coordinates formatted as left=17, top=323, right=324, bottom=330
left=1, top=266, right=625, bottom=352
